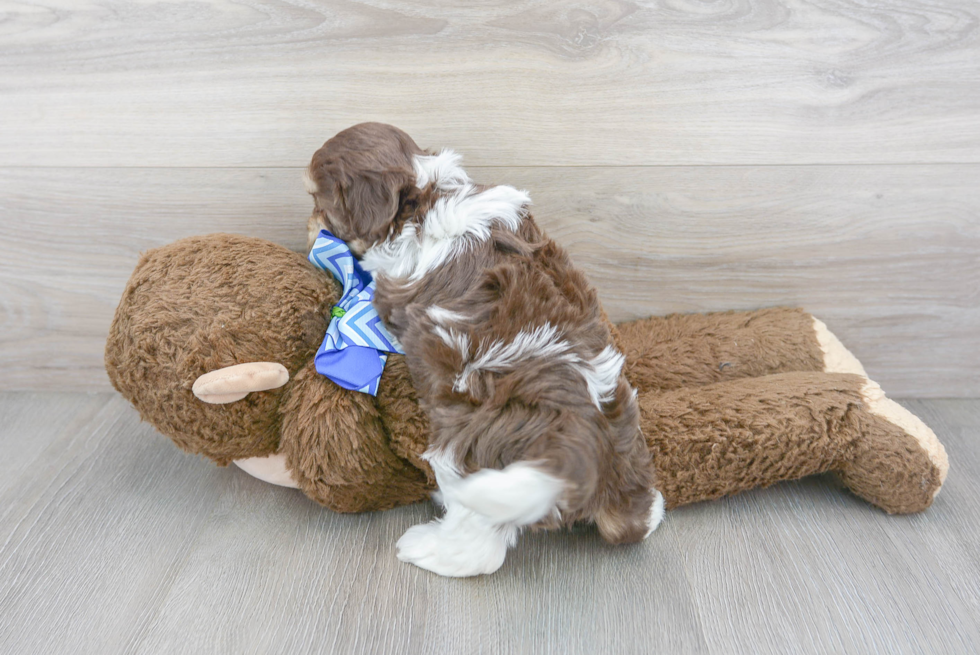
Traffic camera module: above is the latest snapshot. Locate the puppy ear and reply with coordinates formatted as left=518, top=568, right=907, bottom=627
left=308, top=123, right=425, bottom=245
left=339, top=168, right=415, bottom=243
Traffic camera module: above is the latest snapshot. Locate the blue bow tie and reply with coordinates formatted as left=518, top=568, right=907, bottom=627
left=308, top=230, right=404, bottom=395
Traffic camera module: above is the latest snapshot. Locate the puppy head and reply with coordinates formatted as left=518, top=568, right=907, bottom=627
left=305, top=123, right=423, bottom=255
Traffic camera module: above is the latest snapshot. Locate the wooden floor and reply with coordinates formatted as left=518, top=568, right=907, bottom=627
left=2, top=2, right=978, bottom=653
left=0, top=392, right=977, bottom=655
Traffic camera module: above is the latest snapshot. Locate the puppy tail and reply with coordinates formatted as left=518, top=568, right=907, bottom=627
left=454, top=462, right=564, bottom=525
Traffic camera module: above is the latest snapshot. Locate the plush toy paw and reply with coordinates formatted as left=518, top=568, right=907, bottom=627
left=812, top=317, right=867, bottom=377
left=837, top=379, right=949, bottom=514
left=396, top=509, right=513, bottom=577
left=810, top=318, right=948, bottom=513
left=233, top=453, right=299, bottom=488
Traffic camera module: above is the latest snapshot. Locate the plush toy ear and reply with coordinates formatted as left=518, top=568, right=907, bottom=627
left=192, top=362, right=289, bottom=404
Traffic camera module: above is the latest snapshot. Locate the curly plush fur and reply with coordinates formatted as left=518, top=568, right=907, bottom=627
left=105, top=235, right=332, bottom=464
left=106, top=234, right=948, bottom=520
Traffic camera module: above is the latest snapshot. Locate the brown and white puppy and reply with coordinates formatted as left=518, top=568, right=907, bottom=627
left=306, top=123, right=663, bottom=577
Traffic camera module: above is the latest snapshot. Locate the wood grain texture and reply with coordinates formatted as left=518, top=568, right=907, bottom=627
left=1, top=0, right=978, bottom=167
left=3, top=2, right=977, bottom=650
left=1, top=165, right=976, bottom=396
left=0, top=393, right=978, bottom=654
left=672, top=431, right=980, bottom=655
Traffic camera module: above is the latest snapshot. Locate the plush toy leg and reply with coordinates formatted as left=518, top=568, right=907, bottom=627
left=277, top=360, right=431, bottom=513
left=639, top=372, right=947, bottom=514
left=617, top=308, right=850, bottom=392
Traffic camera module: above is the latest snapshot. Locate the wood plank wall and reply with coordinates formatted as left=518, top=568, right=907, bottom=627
left=1, top=0, right=978, bottom=396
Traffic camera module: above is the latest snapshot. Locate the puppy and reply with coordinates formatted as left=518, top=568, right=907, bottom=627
left=306, top=123, right=663, bottom=577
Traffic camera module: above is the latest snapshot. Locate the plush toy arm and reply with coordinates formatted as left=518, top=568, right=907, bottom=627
left=640, top=371, right=947, bottom=514
left=617, top=307, right=837, bottom=393
left=374, top=354, right=435, bottom=482
left=192, top=362, right=290, bottom=404
left=277, top=360, right=432, bottom=513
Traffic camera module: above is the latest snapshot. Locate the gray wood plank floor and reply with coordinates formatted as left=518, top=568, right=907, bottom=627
left=1, top=393, right=977, bottom=655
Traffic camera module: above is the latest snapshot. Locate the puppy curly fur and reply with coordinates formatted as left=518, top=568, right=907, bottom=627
left=306, top=123, right=661, bottom=576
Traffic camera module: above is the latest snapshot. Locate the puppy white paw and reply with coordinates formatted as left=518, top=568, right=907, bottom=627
left=396, top=515, right=510, bottom=577
left=645, top=490, right=665, bottom=538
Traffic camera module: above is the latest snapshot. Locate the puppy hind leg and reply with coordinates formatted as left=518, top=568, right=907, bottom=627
left=453, top=461, right=565, bottom=524
left=396, top=457, right=564, bottom=577
left=595, top=486, right=665, bottom=545
left=396, top=502, right=516, bottom=577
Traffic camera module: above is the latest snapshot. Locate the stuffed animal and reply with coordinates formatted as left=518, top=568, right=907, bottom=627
left=105, top=233, right=948, bottom=518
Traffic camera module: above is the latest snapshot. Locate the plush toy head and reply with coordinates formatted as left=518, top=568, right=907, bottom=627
left=106, top=234, right=334, bottom=463
left=105, top=233, right=433, bottom=511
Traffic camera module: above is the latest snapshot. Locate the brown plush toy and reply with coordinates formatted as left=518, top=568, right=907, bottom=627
left=105, top=233, right=948, bottom=520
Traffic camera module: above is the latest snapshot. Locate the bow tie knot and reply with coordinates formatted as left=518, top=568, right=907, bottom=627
left=308, top=230, right=404, bottom=395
